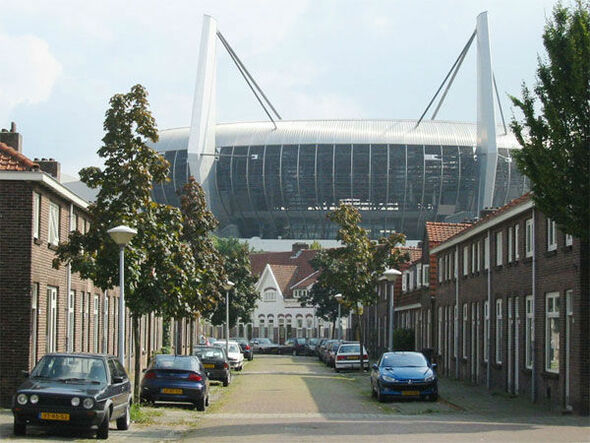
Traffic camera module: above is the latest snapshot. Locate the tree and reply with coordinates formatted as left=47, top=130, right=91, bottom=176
left=53, top=84, right=196, bottom=401
left=311, top=203, right=409, bottom=371
left=207, top=238, right=258, bottom=332
left=510, top=1, right=589, bottom=241
left=299, top=279, right=350, bottom=338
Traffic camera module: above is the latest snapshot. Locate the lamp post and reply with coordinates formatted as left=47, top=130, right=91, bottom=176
left=381, top=268, right=401, bottom=352
left=334, top=293, right=343, bottom=340
left=222, top=280, right=235, bottom=359
left=107, top=225, right=137, bottom=366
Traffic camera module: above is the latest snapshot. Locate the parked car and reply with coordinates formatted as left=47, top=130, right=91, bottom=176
left=334, top=342, right=369, bottom=372
left=231, top=337, right=254, bottom=361
left=315, top=338, right=328, bottom=357
left=305, top=338, right=320, bottom=355
left=140, top=354, right=210, bottom=411
left=284, top=337, right=308, bottom=356
left=193, top=345, right=231, bottom=386
left=325, top=341, right=342, bottom=368
left=12, top=353, right=131, bottom=439
left=370, top=351, right=438, bottom=402
left=213, top=340, right=244, bottom=370
left=250, top=338, right=279, bottom=354
left=318, top=339, right=338, bottom=363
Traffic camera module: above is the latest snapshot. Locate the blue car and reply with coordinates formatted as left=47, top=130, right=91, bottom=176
left=140, top=355, right=209, bottom=410
left=370, top=351, right=438, bottom=402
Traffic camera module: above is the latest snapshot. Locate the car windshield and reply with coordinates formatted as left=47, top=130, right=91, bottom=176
left=153, top=355, right=197, bottom=370
left=228, top=344, right=240, bottom=353
left=381, top=353, right=428, bottom=368
left=194, top=348, right=224, bottom=360
left=339, top=344, right=360, bottom=354
left=258, top=338, right=272, bottom=344
left=309, top=338, right=319, bottom=345
left=31, top=355, right=107, bottom=384
left=296, top=338, right=306, bottom=344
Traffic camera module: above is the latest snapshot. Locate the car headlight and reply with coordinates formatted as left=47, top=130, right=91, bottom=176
left=71, top=397, right=80, bottom=407
left=83, top=398, right=94, bottom=409
left=424, top=374, right=436, bottom=382
left=17, top=394, right=28, bottom=405
left=30, top=394, right=39, bottom=404
left=381, top=375, right=397, bottom=383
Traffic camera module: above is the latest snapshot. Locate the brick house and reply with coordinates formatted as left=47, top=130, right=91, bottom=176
left=0, top=130, right=162, bottom=407
left=431, top=194, right=588, bottom=414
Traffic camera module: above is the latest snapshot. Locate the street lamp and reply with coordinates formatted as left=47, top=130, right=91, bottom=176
left=334, top=293, right=343, bottom=340
left=222, top=280, right=235, bottom=359
left=381, top=268, right=401, bottom=352
left=107, top=225, right=137, bottom=366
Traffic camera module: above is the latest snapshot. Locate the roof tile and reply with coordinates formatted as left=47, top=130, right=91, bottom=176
left=425, top=222, right=471, bottom=245
left=0, top=143, right=38, bottom=171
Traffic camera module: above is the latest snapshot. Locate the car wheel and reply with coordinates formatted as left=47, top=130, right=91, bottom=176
left=116, top=402, right=131, bottom=430
left=223, top=372, right=231, bottom=387
left=195, top=397, right=206, bottom=411
left=13, top=419, right=26, bottom=436
left=429, top=394, right=438, bottom=402
left=97, top=409, right=110, bottom=439
left=292, top=349, right=297, bottom=356
left=248, top=355, right=253, bottom=361
left=376, top=384, right=385, bottom=403
left=205, top=395, right=210, bottom=407
left=335, top=367, right=340, bottom=373
left=371, top=381, right=377, bottom=398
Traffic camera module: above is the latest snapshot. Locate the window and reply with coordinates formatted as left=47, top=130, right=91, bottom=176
left=508, top=226, right=514, bottom=263
left=525, top=218, right=534, bottom=257
left=496, top=299, right=503, bottom=364
left=70, top=211, right=77, bottom=232
left=545, top=292, right=560, bottom=373
left=427, top=309, right=432, bottom=348
left=495, top=231, right=503, bottom=266
left=476, top=241, right=481, bottom=271
left=31, top=283, right=39, bottom=366
left=547, top=218, right=557, bottom=251
left=259, top=318, right=266, bottom=338
left=438, top=257, right=443, bottom=282
left=462, top=303, right=468, bottom=358
left=402, top=271, right=407, bottom=291
left=525, top=295, right=533, bottom=369
left=409, top=269, right=414, bottom=291
left=423, top=264, right=430, bottom=287
left=514, top=224, right=520, bottom=260
left=565, top=233, right=573, bottom=247
left=471, top=243, right=477, bottom=273
left=453, top=305, right=458, bottom=358
left=416, top=264, right=422, bottom=288
left=104, top=296, right=109, bottom=353
left=437, top=307, right=443, bottom=352
left=263, top=289, right=277, bottom=302
left=67, top=290, right=75, bottom=352
left=484, top=301, right=489, bottom=362
left=47, top=286, right=58, bottom=353
left=484, top=235, right=490, bottom=269
left=463, top=246, right=469, bottom=276
left=33, top=192, right=41, bottom=239
left=48, top=202, right=60, bottom=246
left=93, top=295, right=99, bottom=352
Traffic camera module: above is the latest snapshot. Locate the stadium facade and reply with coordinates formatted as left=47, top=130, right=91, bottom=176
left=150, top=13, right=528, bottom=240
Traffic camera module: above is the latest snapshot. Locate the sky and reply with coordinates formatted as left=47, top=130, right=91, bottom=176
left=0, top=0, right=562, bottom=178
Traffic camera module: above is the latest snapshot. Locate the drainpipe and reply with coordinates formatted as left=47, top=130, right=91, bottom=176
left=487, top=229, right=491, bottom=390
left=455, top=245, right=460, bottom=380
left=531, top=208, right=536, bottom=403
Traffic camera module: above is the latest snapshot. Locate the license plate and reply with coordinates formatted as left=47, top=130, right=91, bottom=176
left=203, top=364, right=215, bottom=369
left=402, top=390, right=420, bottom=396
left=40, top=412, right=70, bottom=421
left=347, top=355, right=359, bottom=360
left=161, top=388, right=183, bottom=394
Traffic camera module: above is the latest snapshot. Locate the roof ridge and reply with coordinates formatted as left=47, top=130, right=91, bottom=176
left=0, top=143, right=38, bottom=170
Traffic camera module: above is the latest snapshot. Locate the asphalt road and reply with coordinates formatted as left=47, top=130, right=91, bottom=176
left=1, top=354, right=588, bottom=441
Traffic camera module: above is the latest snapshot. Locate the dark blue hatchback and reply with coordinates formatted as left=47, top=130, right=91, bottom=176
left=140, top=355, right=209, bottom=410
left=370, top=351, right=438, bottom=402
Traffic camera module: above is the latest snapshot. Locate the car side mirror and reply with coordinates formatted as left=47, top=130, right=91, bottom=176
left=21, top=370, right=29, bottom=378
left=142, top=368, right=147, bottom=373
left=431, top=363, right=438, bottom=370
left=371, top=364, right=378, bottom=371
left=113, top=375, right=125, bottom=383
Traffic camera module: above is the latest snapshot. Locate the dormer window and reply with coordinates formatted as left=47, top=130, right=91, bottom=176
left=264, top=289, right=277, bottom=302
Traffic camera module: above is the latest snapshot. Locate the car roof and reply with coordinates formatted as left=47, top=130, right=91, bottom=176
left=44, top=353, right=112, bottom=359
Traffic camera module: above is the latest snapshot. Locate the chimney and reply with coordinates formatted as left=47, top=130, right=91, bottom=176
left=0, top=121, right=23, bottom=153
left=291, top=242, right=310, bottom=254
left=479, top=207, right=497, bottom=219
left=34, top=158, right=61, bottom=181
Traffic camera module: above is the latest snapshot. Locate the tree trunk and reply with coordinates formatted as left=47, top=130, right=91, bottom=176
left=359, top=310, right=365, bottom=373
left=189, top=318, right=194, bottom=355
left=133, top=316, right=141, bottom=404
left=332, top=320, right=336, bottom=339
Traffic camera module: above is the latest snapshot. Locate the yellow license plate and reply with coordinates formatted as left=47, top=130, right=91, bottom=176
left=402, top=390, right=420, bottom=396
left=40, top=412, right=70, bottom=421
left=347, top=355, right=359, bottom=360
left=161, top=388, right=183, bottom=394
left=203, top=364, right=215, bottom=369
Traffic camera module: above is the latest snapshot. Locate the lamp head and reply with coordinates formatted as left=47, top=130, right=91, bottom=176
left=223, top=280, right=235, bottom=291
left=334, top=293, right=343, bottom=302
left=382, top=268, right=402, bottom=282
left=107, top=225, right=137, bottom=246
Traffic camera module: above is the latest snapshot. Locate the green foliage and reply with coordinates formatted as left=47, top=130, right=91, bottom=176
left=510, top=1, right=590, bottom=240
left=130, top=403, right=163, bottom=424
left=393, top=328, right=415, bottom=351
left=299, top=279, right=350, bottom=323
left=207, top=237, right=258, bottom=328
left=309, top=240, right=323, bottom=250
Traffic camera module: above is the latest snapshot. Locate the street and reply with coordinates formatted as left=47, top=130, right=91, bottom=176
left=1, top=354, right=588, bottom=441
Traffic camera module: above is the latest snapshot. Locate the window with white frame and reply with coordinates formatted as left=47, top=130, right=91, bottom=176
left=409, top=269, right=414, bottom=291
left=508, top=226, right=514, bottom=263
left=33, top=192, right=41, bottom=239
left=70, top=210, right=77, bottom=232
left=47, top=286, right=58, bottom=353
left=67, top=290, right=75, bottom=352
left=48, top=202, right=60, bottom=246
left=263, top=289, right=277, bottom=302
left=496, top=299, right=503, bottom=364
left=31, top=283, right=39, bottom=366
left=495, top=231, right=503, bottom=266
left=565, top=233, right=573, bottom=246
left=525, top=295, right=533, bottom=369
left=259, top=317, right=266, bottom=338
left=402, top=271, right=407, bottom=292
left=453, top=305, right=458, bottom=358
left=547, top=218, right=557, bottom=251
left=462, top=303, right=468, bottom=358
left=427, top=309, right=432, bottom=347
left=476, top=240, right=481, bottom=271
left=438, top=257, right=443, bottom=282
left=423, top=264, right=430, bottom=287
left=484, top=235, right=490, bottom=269
left=514, top=224, right=520, bottom=260
left=86, top=293, right=91, bottom=352
left=525, top=218, right=534, bottom=257
left=438, top=307, right=443, bottom=352
left=484, top=301, right=489, bottom=362
left=268, top=316, right=275, bottom=338
left=104, top=296, right=109, bottom=353
left=416, top=264, right=422, bottom=288
left=463, top=246, right=469, bottom=276
left=93, top=295, right=99, bottom=352
left=471, top=243, right=477, bottom=273
left=545, top=292, right=560, bottom=373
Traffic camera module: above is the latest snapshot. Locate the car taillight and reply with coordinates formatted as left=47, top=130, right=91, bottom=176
left=363, top=354, right=368, bottom=359
left=337, top=355, right=346, bottom=360
left=144, top=370, right=156, bottom=379
left=245, top=345, right=250, bottom=350
left=188, top=373, right=202, bottom=382
left=224, top=362, right=229, bottom=369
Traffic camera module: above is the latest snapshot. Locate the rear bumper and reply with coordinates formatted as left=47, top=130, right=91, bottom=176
left=335, top=360, right=370, bottom=369
left=140, top=382, right=207, bottom=403
left=204, top=369, right=229, bottom=382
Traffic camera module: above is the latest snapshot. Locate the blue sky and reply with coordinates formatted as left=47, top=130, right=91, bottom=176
left=0, top=0, right=560, bottom=177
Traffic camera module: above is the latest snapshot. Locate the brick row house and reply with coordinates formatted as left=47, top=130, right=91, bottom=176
left=0, top=131, right=162, bottom=407
left=381, top=194, right=588, bottom=415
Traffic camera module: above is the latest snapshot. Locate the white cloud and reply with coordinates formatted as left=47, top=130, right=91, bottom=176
left=0, top=31, right=62, bottom=122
